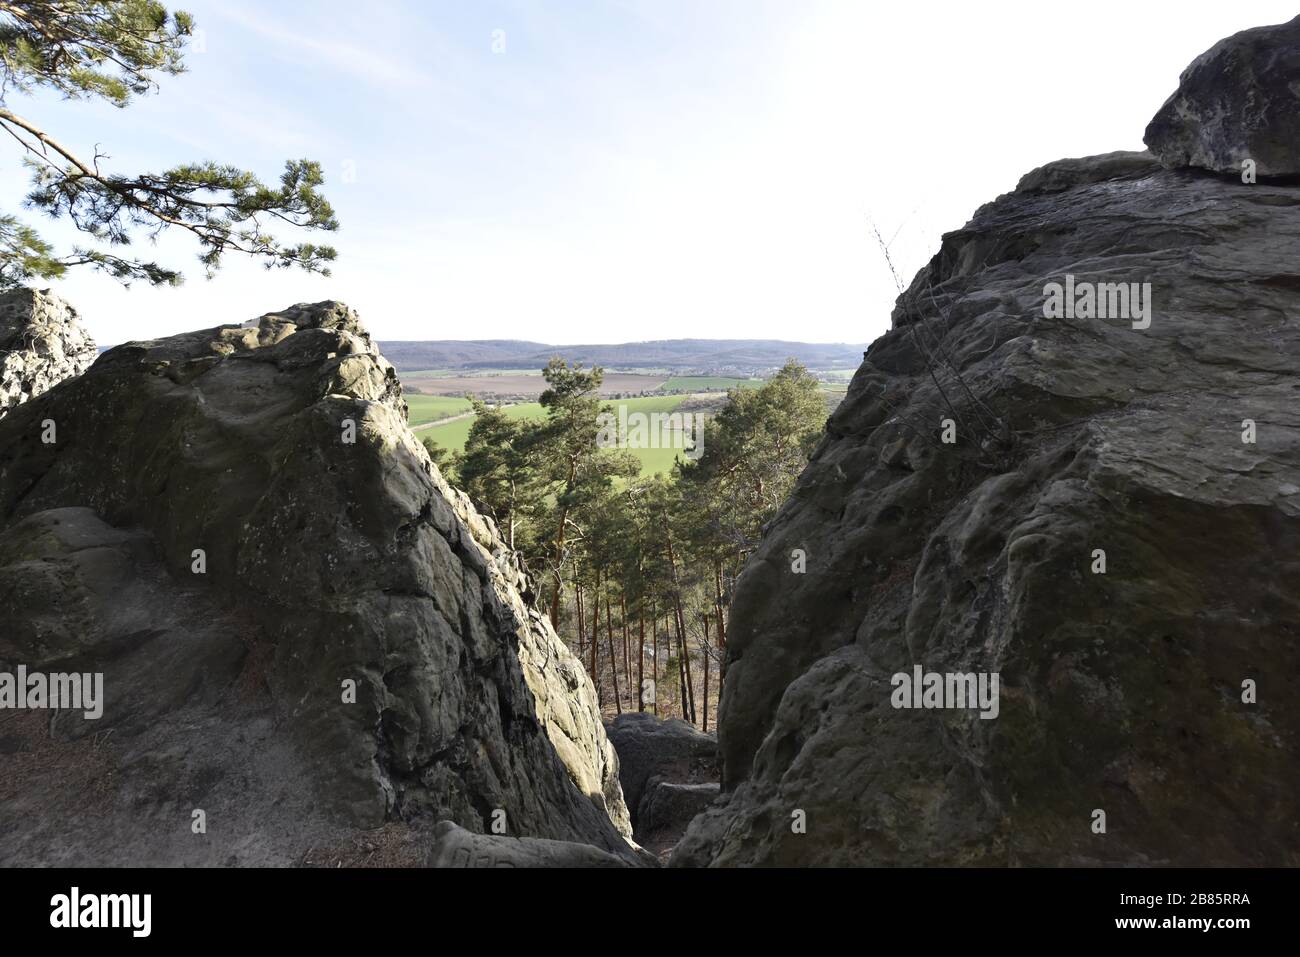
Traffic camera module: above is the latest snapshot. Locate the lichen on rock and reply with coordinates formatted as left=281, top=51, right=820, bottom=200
left=0, top=288, right=97, bottom=418
left=675, top=43, right=1300, bottom=865
left=0, top=301, right=636, bottom=865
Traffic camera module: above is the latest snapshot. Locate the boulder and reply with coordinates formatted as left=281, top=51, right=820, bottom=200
left=674, top=145, right=1300, bottom=865
left=637, top=779, right=720, bottom=836
left=426, top=820, right=634, bottom=868
left=605, top=712, right=719, bottom=827
left=0, top=301, right=636, bottom=865
left=0, top=288, right=97, bottom=417
left=1145, top=15, right=1300, bottom=176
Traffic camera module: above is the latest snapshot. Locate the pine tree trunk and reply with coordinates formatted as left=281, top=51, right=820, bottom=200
left=664, top=537, right=695, bottom=724
left=680, top=606, right=695, bottom=723
left=621, top=593, right=631, bottom=710
left=674, top=595, right=695, bottom=723
left=650, top=599, right=659, bottom=716
left=590, top=570, right=600, bottom=703
left=547, top=458, right=578, bottom=625
left=605, top=585, right=621, bottom=715
left=576, top=582, right=585, bottom=660
left=637, top=607, right=645, bottom=713
left=676, top=600, right=696, bottom=722
left=714, top=561, right=728, bottom=655
left=549, top=569, right=563, bottom=629
left=702, top=614, right=710, bottom=733
left=681, top=616, right=691, bottom=722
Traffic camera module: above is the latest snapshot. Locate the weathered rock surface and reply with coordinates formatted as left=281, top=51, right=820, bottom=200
left=676, top=140, right=1300, bottom=863
left=0, top=288, right=97, bottom=417
left=0, top=301, right=635, bottom=865
left=605, top=712, right=720, bottom=861
left=638, top=780, right=719, bottom=836
left=426, top=820, right=633, bottom=868
left=605, top=712, right=719, bottom=828
left=1145, top=16, right=1300, bottom=177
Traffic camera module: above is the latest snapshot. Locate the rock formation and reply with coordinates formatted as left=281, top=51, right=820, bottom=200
left=637, top=781, right=719, bottom=840
left=0, top=301, right=636, bottom=865
left=606, top=712, right=719, bottom=820
left=605, top=712, right=720, bottom=859
left=0, top=288, right=97, bottom=418
left=1145, top=15, right=1300, bottom=177
left=675, top=21, right=1300, bottom=866
left=426, top=821, right=632, bottom=867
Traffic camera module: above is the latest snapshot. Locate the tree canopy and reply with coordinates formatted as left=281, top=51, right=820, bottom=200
left=441, top=357, right=829, bottom=725
left=0, top=1, right=337, bottom=289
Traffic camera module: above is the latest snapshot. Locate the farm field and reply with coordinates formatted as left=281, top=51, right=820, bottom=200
left=421, top=401, right=542, bottom=450
left=401, top=371, right=668, bottom=398
left=405, top=394, right=473, bottom=426
left=402, top=368, right=542, bottom=377
left=659, top=375, right=763, bottom=392
left=422, top=394, right=699, bottom=477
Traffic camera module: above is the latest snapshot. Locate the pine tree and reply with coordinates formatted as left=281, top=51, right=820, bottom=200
left=0, top=1, right=337, bottom=289
left=421, top=436, right=452, bottom=474
left=677, top=360, right=826, bottom=617
left=534, top=358, right=636, bottom=624
left=455, top=399, right=542, bottom=550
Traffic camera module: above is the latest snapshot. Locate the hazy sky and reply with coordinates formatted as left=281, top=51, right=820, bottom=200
left=3, top=1, right=1296, bottom=346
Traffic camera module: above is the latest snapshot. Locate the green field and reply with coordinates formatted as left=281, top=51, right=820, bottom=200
left=421, top=401, right=539, bottom=449
left=422, top=395, right=698, bottom=477
left=406, top=395, right=473, bottom=426
left=604, top=395, right=695, bottom=415
left=660, top=375, right=763, bottom=392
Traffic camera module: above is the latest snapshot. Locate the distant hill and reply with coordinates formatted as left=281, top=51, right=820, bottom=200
left=379, top=338, right=868, bottom=374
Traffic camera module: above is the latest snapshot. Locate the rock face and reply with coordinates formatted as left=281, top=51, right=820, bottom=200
left=0, top=288, right=97, bottom=417
left=426, top=820, right=633, bottom=868
left=606, top=712, right=719, bottom=827
left=637, top=781, right=719, bottom=837
left=0, top=301, right=635, bottom=865
left=676, top=57, right=1300, bottom=863
left=606, top=712, right=720, bottom=860
left=1145, top=16, right=1300, bottom=177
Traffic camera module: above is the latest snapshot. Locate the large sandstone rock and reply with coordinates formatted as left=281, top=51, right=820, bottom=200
left=637, top=780, right=719, bottom=836
left=1145, top=15, right=1300, bottom=176
left=0, top=288, right=96, bottom=417
left=426, top=820, right=634, bottom=868
left=675, top=141, right=1300, bottom=865
left=0, top=301, right=635, bottom=865
left=605, top=712, right=719, bottom=828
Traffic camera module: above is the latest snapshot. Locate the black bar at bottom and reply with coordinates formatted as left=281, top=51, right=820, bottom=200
left=0, top=866, right=1290, bottom=943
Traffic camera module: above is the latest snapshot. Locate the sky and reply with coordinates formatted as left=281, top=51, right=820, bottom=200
left=2, top=0, right=1297, bottom=346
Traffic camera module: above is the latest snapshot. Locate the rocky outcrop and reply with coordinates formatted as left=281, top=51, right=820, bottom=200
left=0, top=288, right=96, bottom=417
left=637, top=781, right=719, bottom=836
left=427, top=821, right=633, bottom=868
left=1146, top=16, right=1300, bottom=177
left=606, top=712, right=719, bottom=827
left=0, top=301, right=635, bottom=865
left=605, top=712, right=719, bottom=861
left=675, top=30, right=1300, bottom=866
